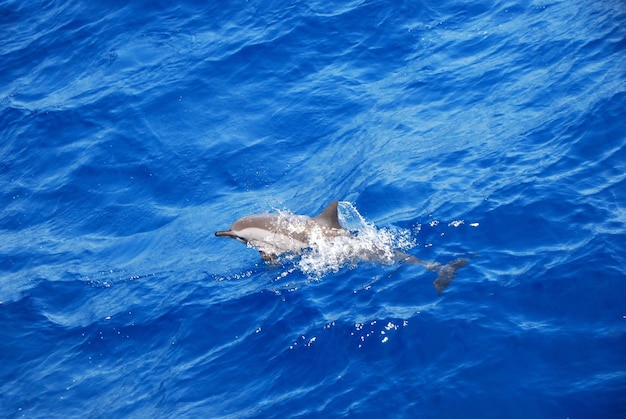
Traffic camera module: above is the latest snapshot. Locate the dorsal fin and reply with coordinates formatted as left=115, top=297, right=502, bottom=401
left=313, top=201, right=343, bottom=229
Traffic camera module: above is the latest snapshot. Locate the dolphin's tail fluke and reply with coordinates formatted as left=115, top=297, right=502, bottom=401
left=395, top=251, right=468, bottom=295
left=431, top=258, right=467, bottom=295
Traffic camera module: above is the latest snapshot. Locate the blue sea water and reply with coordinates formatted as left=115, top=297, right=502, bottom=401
left=1, top=0, right=625, bottom=417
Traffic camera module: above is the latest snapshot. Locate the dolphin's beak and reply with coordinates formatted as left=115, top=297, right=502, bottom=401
left=215, top=230, right=247, bottom=244
left=215, top=230, right=234, bottom=237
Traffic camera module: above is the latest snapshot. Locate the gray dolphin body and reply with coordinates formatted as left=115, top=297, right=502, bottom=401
left=215, top=201, right=467, bottom=294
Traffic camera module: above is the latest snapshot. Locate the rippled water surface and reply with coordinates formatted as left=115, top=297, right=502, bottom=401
left=1, top=0, right=625, bottom=417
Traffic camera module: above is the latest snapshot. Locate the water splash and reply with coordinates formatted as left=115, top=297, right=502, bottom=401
left=294, top=201, right=417, bottom=278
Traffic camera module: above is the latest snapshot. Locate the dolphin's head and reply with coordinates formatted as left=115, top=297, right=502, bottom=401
left=215, top=214, right=283, bottom=246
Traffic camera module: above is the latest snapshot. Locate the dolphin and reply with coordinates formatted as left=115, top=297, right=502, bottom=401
left=215, top=201, right=467, bottom=294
